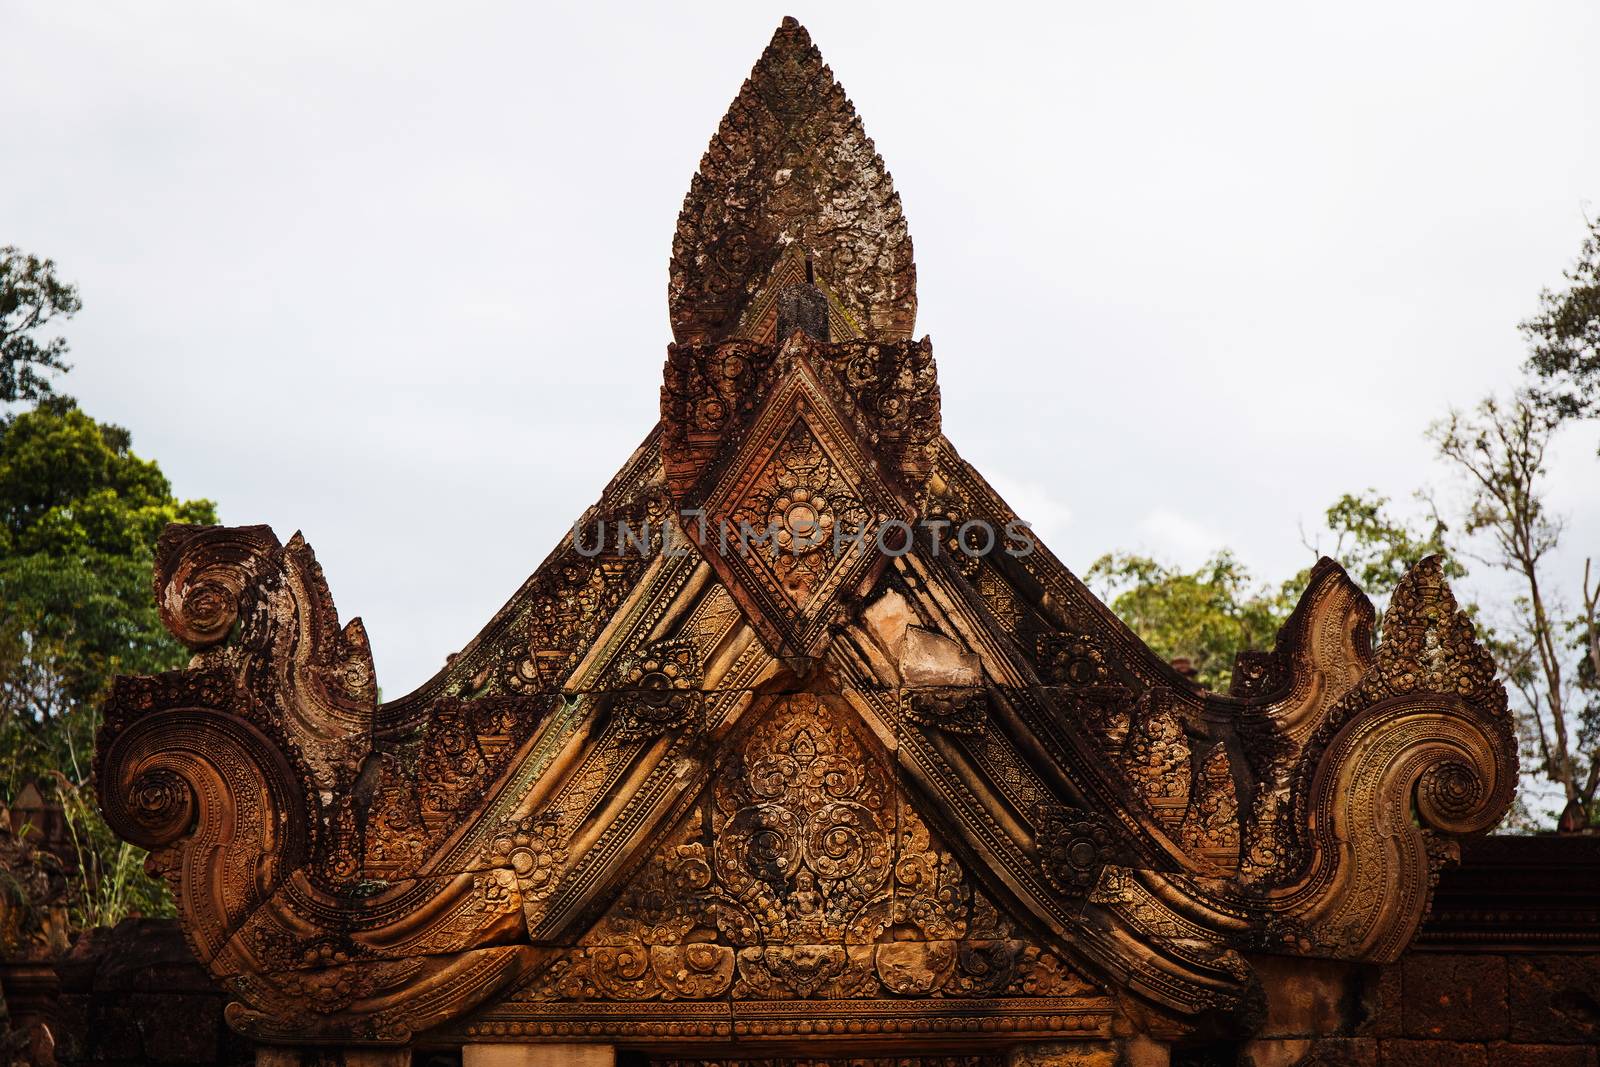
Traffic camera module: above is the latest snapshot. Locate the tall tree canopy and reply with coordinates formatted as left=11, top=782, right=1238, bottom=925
left=1306, top=492, right=1459, bottom=607
left=1085, top=550, right=1287, bottom=692
left=0, top=246, right=80, bottom=404
left=1430, top=393, right=1597, bottom=827
left=1, top=398, right=215, bottom=792
left=1524, top=217, right=1600, bottom=427
left=2, top=248, right=217, bottom=924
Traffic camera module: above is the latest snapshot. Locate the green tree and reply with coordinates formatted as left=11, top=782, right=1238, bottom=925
left=1523, top=217, right=1600, bottom=427
left=1, top=398, right=216, bottom=924
left=1294, top=491, right=1467, bottom=643
left=0, top=247, right=80, bottom=404
left=1090, top=495, right=1461, bottom=694
left=1085, top=550, right=1289, bottom=692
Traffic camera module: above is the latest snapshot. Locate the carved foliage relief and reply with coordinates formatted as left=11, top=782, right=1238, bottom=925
left=514, top=695, right=1098, bottom=1004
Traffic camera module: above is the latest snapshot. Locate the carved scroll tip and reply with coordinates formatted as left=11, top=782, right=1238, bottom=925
left=342, top=617, right=370, bottom=647
left=1377, top=553, right=1505, bottom=713
left=1308, top=555, right=1346, bottom=580
left=771, top=16, right=810, bottom=44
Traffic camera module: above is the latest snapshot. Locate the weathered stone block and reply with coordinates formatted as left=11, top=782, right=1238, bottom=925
left=1378, top=1039, right=1488, bottom=1067
left=50, top=993, right=90, bottom=1064
left=1508, top=954, right=1600, bottom=1044
left=463, top=1046, right=616, bottom=1067
left=1355, top=963, right=1402, bottom=1038
left=131, top=993, right=219, bottom=1062
left=257, top=1051, right=411, bottom=1067
left=1240, top=1037, right=1311, bottom=1066
left=88, top=997, right=146, bottom=1062
left=1250, top=955, right=1362, bottom=1037
left=1007, top=1041, right=1121, bottom=1067
left=1482, top=1043, right=1596, bottom=1067
left=1401, top=953, right=1507, bottom=1040
left=1301, top=1037, right=1377, bottom=1065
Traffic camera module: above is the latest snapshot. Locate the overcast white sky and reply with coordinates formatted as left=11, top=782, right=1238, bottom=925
left=4, top=2, right=1597, bottom=697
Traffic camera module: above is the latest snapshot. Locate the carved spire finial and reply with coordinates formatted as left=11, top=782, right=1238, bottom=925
left=668, top=18, right=917, bottom=345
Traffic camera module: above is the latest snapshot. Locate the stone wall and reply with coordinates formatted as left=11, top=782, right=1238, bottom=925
left=1236, top=833, right=1600, bottom=1067
left=11, top=836, right=1599, bottom=1066
left=49, top=919, right=249, bottom=1067
left=1237, top=952, right=1600, bottom=1066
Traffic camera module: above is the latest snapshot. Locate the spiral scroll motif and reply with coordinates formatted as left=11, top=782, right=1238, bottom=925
left=1292, top=693, right=1515, bottom=962
left=153, top=524, right=281, bottom=650
left=98, top=705, right=306, bottom=963
left=713, top=695, right=892, bottom=927
left=126, top=768, right=194, bottom=846
left=1417, top=757, right=1489, bottom=829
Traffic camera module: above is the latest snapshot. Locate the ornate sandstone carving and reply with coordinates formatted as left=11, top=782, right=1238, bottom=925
left=669, top=18, right=916, bottom=345
left=96, top=16, right=1517, bottom=1054
left=510, top=697, right=1097, bottom=1005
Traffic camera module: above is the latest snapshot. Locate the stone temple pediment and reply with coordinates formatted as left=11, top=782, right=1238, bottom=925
left=96, top=17, right=1517, bottom=1055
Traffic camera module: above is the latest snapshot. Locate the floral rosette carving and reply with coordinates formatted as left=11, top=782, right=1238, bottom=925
left=1036, top=631, right=1113, bottom=687
left=903, top=687, right=988, bottom=736
left=609, top=640, right=704, bottom=743
left=489, top=817, right=569, bottom=904
left=1036, top=806, right=1118, bottom=895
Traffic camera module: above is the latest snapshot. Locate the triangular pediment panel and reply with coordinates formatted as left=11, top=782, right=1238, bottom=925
left=460, top=692, right=1114, bottom=1042
left=678, top=343, right=919, bottom=666
left=731, top=244, right=867, bottom=344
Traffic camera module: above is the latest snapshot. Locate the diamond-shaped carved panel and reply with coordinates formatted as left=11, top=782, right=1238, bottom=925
left=686, top=354, right=913, bottom=665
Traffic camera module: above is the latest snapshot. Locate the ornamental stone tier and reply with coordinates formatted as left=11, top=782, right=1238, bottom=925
left=95, top=18, right=1518, bottom=1066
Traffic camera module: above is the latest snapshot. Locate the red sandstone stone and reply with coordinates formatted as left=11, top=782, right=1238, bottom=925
left=1482, top=1042, right=1597, bottom=1067
left=1508, top=955, right=1600, bottom=1045
left=1377, top=1039, right=1488, bottom=1067
left=1401, top=954, right=1508, bottom=1040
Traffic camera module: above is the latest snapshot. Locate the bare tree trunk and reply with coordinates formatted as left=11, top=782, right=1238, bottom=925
left=1431, top=394, right=1590, bottom=824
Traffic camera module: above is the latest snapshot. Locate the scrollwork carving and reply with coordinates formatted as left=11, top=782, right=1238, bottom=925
left=610, top=639, right=704, bottom=742
left=1121, top=691, right=1191, bottom=831
left=97, top=527, right=539, bottom=1042
left=903, top=687, right=988, bottom=736
left=1178, top=744, right=1240, bottom=871
left=93, top=16, right=1522, bottom=1049
left=511, top=695, right=1101, bottom=1009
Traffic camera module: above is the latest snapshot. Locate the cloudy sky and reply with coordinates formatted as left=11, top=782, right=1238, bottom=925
left=5, top=2, right=1597, bottom=696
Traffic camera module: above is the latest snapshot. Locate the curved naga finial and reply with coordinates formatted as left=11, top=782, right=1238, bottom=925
left=669, top=16, right=917, bottom=345
left=96, top=526, right=536, bottom=1042
left=1066, top=555, right=1516, bottom=1011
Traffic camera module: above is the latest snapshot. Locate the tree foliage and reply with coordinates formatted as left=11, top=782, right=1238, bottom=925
left=1304, top=491, right=1460, bottom=607
left=1, top=310, right=215, bottom=925
left=1523, top=217, right=1600, bottom=426
left=1085, top=550, right=1289, bottom=692
left=0, top=246, right=80, bottom=404
left=1091, top=493, right=1463, bottom=695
